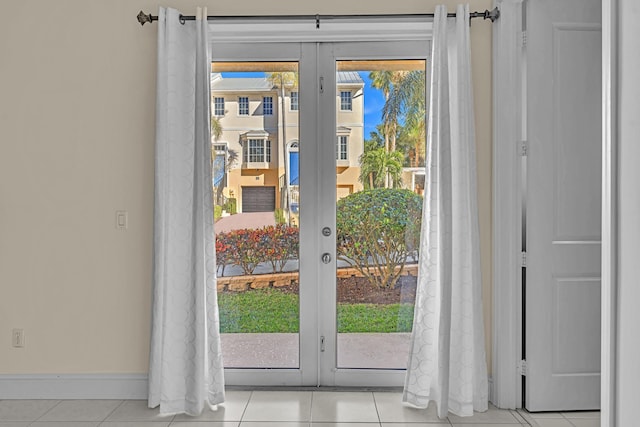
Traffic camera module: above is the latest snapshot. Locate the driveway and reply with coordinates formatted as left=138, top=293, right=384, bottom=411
left=215, top=211, right=276, bottom=234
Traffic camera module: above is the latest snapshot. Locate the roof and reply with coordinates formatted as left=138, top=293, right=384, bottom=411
left=211, top=77, right=274, bottom=92
left=211, top=71, right=363, bottom=91
left=337, top=71, right=364, bottom=84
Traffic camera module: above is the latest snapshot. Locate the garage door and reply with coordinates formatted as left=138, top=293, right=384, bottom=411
left=242, top=186, right=276, bottom=212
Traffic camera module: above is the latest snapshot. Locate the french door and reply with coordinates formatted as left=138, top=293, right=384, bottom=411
left=211, top=36, right=429, bottom=386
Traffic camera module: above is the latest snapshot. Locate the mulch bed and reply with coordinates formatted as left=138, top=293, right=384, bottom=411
left=270, top=275, right=417, bottom=305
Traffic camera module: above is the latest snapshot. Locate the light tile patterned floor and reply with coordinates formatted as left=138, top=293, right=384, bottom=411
left=0, top=390, right=598, bottom=426
left=519, top=409, right=600, bottom=427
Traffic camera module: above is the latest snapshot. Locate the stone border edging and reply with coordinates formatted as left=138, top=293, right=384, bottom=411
left=216, top=264, right=418, bottom=292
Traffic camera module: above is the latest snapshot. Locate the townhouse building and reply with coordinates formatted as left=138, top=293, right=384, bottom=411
left=211, top=71, right=365, bottom=213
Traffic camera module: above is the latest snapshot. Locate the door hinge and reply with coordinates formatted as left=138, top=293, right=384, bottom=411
left=521, top=30, right=528, bottom=48
left=320, top=335, right=325, bottom=352
left=520, top=140, right=528, bottom=157
left=519, top=359, right=528, bottom=376
left=319, top=76, right=324, bottom=94
left=521, top=251, right=527, bottom=267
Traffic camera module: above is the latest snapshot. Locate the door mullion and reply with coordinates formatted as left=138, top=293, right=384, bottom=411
left=298, top=42, right=321, bottom=385
left=317, top=43, right=339, bottom=386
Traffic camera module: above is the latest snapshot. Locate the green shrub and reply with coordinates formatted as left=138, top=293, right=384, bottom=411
left=274, top=208, right=286, bottom=224
left=336, top=188, right=422, bottom=288
left=223, top=198, right=237, bottom=215
left=214, top=205, right=223, bottom=221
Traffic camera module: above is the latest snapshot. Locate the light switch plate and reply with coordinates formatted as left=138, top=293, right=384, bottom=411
left=12, top=329, right=24, bottom=348
left=116, top=210, right=128, bottom=230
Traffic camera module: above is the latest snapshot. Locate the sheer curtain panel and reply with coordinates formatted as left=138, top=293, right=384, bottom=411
left=403, top=4, right=489, bottom=418
left=148, top=7, right=225, bottom=416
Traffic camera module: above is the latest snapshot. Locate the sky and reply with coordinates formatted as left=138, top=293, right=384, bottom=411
left=221, top=71, right=384, bottom=138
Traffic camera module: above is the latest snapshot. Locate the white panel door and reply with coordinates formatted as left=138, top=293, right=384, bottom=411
left=525, top=0, right=602, bottom=411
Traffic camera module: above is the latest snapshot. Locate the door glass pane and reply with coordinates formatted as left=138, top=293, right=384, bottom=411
left=335, top=60, right=426, bottom=369
left=212, top=62, right=300, bottom=368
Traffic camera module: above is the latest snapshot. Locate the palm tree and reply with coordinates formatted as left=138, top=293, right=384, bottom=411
left=359, top=147, right=403, bottom=190
left=266, top=72, right=297, bottom=222
left=397, top=123, right=426, bottom=167
left=369, top=71, right=395, bottom=153
left=370, top=70, right=420, bottom=187
left=210, top=115, right=225, bottom=204
left=211, top=115, right=223, bottom=141
left=383, top=70, right=426, bottom=167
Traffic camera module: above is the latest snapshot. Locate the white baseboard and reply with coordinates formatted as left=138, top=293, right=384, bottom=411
left=0, top=374, right=148, bottom=399
left=0, top=373, right=493, bottom=403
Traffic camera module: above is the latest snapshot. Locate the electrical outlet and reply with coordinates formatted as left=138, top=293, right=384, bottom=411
left=12, top=329, right=24, bottom=348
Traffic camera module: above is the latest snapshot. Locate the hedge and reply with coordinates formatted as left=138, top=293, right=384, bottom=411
left=216, top=224, right=299, bottom=275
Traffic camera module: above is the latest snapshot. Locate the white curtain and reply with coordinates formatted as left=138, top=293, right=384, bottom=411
left=403, top=4, right=488, bottom=418
left=148, top=7, right=225, bottom=416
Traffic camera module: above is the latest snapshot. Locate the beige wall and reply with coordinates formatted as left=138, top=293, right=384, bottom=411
left=0, top=0, right=492, bottom=375
left=336, top=83, right=365, bottom=169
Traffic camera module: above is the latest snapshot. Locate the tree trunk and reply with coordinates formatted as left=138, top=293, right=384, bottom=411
left=279, top=81, right=291, bottom=225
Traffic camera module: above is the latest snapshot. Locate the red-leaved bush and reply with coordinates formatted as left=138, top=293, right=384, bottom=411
left=216, top=224, right=299, bottom=275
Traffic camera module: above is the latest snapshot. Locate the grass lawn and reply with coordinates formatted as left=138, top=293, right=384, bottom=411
left=218, top=289, right=414, bottom=333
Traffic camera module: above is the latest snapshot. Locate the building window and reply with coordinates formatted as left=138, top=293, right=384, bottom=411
left=337, top=136, right=348, bottom=160
left=213, top=143, right=227, bottom=153
left=290, top=91, right=299, bottom=111
left=340, top=91, right=352, bottom=111
left=263, top=96, right=273, bottom=115
left=214, top=97, right=225, bottom=116
left=238, top=97, right=249, bottom=116
left=244, top=139, right=271, bottom=163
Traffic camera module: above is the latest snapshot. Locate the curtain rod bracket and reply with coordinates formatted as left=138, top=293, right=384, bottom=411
left=315, top=14, right=320, bottom=29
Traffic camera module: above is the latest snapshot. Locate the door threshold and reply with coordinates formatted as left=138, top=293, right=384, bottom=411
left=225, top=385, right=404, bottom=392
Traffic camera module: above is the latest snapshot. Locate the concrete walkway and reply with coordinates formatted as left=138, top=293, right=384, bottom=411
left=220, top=333, right=411, bottom=369
left=215, top=211, right=276, bottom=234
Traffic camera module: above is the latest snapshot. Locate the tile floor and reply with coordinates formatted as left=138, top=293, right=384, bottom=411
left=520, top=410, right=600, bottom=427
left=0, top=390, right=599, bottom=427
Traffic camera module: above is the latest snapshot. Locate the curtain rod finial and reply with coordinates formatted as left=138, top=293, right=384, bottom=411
left=486, top=7, right=500, bottom=22
left=137, top=11, right=154, bottom=26
left=470, top=7, right=500, bottom=22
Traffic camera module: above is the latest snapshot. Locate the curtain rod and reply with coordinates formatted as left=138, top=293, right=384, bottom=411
left=136, top=8, right=500, bottom=27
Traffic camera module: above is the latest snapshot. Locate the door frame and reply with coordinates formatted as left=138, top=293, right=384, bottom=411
left=210, top=19, right=433, bottom=387
left=601, top=0, right=617, bottom=426
left=492, top=0, right=525, bottom=409
left=492, top=1, right=615, bottom=425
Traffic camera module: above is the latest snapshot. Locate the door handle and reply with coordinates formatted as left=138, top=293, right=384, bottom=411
left=321, top=253, right=332, bottom=264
